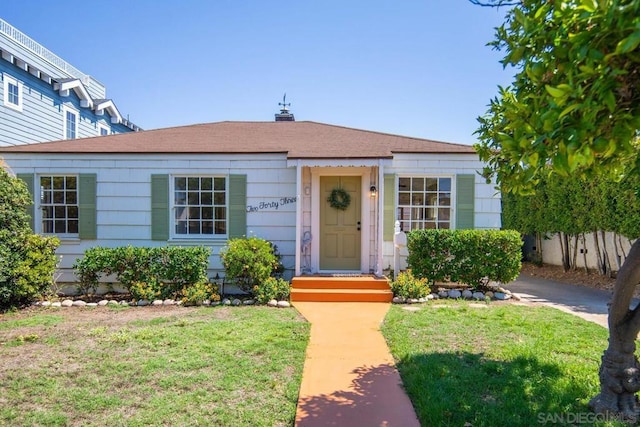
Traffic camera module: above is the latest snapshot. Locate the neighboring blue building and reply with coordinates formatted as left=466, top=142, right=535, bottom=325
left=0, top=18, right=139, bottom=147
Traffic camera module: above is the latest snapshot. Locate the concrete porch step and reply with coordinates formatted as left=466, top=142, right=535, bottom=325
left=290, top=276, right=392, bottom=302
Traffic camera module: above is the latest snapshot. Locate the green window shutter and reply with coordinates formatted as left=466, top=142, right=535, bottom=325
left=228, top=174, right=247, bottom=238
left=78, top=174, right=97, bottom=239
left=383, top=174, right=396, bottom=241
left=456, top=174, right=475, bottom=230
left=16, top=173, right=35, bottom=231
left=151, top=174, right=169, bottom=241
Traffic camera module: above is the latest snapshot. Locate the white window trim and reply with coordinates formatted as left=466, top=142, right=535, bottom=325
left=62, top=105, right=79, bottom=140
left=3, top=73, right=23, bottom=112
left=36, top=174, right=80, bottom=239
left=97, top=123, right=110, bottom=136
left=169, top=175, right=229, bottom=240
left=397, top=174, right=455, bottom=231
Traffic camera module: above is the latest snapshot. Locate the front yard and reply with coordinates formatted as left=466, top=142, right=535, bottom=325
left=1, top=300, right=627, bottom=426
left=382, top=301, right=616, bottom=427
left=0, top=306, right=309, bottom=426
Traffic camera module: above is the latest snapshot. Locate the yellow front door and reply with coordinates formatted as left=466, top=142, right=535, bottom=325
left=320, top=176, right=361, bottom=271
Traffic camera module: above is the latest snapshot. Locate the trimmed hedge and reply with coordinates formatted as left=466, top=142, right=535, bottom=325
left=73, top=246, right=211, bottom=297
left=407, top=229, right=522, bottom=289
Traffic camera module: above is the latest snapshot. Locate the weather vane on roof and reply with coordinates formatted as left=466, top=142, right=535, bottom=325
left=278, top=93, right=290, bottom=113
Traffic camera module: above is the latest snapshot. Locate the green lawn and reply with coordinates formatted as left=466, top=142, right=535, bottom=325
left=381, top=301, right=627, bottom=427
left=0, top=306, right=309, bottom=427
left=2, top=301, right=630, bottom=427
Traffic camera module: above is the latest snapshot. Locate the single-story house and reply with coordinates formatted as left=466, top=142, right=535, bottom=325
left=0, top=118, right=501, bottom=296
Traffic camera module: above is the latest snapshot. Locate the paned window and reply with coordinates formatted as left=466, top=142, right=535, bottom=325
left=40, top=176, right=78, bottom=235
left=398, top=177, right=451, bottom=231
left=174, top=176, right=226, bottom=236
left=99, top=125, right=109, bottom=136
left=3, top=74, right=22, bottom=111
left=64, top=108, right=78, bottom=139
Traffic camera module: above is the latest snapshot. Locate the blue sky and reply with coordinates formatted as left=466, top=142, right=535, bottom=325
left=2, top=1, right=513, bottom=145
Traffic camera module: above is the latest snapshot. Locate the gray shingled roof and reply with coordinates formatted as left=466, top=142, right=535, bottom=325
left=0, top=121, right=475, bottom=158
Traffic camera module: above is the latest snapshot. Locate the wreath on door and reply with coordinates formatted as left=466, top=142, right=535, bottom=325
left=327, top=187, right=351, bottom=210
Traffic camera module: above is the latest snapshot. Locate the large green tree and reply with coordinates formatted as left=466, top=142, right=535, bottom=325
left=473, top=0, right=640, bottom=419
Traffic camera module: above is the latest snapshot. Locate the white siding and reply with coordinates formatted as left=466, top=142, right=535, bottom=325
left=5, top=153, right=298, bottom=283
left=3, top=150, right=502, bottom=284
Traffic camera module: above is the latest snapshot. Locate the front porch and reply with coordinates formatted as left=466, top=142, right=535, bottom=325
left=290, top=275, right=392, bottom=302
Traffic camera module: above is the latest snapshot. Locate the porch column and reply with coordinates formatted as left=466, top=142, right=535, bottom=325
left=295, top=160, right=302, bottom=276
left=376, top=160, right=384, bottom=277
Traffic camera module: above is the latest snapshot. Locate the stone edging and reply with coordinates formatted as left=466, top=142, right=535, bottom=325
left=392, top=287, right=515, bottom=304
left=34, top=298, right=291, bottom=308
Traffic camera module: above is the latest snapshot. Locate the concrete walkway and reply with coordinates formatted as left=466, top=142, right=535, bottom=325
left=293, top=302, right=420, bottom=427
left=505, top=274, right=615, bottom=328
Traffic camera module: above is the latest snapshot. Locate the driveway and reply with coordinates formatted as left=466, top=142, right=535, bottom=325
left=505, top=274, right=616, bottom=328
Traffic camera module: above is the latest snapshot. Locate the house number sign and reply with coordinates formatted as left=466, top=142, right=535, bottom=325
left=246, top=196, right=298, bottom=212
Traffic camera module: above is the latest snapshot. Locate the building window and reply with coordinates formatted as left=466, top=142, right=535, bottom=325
left=63, top=107, right=78, bottom=139
left=3, top=74, right=22, bottom=111
left=98, top=124, right=109, bottom=136
left=40, top=176, right=78, bottom=235
left=173, top=176, right=227, bottom=236
left=398, top=176, right=451, bottom=231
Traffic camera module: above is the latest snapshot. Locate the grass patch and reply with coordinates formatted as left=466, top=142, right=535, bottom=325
left=0, top=306, right=309, bottom=426
left=382, top=302, right=627, bottom=427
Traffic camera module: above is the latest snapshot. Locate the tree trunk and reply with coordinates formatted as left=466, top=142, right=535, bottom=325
left=571, top=234, right=579, bottom=270
left=613, top=233, right=623, bottom=271
left=601, top=230, right=613, bottom=278
left=593, top=232, right=605, bottom=275
left=536, top=232, right=543, bottom=264
left=560, top=232, right=571, bottom=272
left=580, top=234, right=589, bottom=274
left=590, top=240, right=640, bottom=421
left=559, top=232, right=566, bottom=270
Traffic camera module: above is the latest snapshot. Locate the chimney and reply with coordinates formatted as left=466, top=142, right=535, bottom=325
left=275, top=93, right=295, bottom=121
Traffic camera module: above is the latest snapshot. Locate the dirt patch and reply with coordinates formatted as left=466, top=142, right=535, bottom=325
left=520, top=262, right=615, bottom=288
left=519, top=262, right=640, bottom=299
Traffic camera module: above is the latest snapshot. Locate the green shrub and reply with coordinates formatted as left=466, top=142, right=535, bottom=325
left=129, top=281, right=162, bottom=302
left=390, top=270, right=430, bottom=299
left=73, top=246, right=211, bottom=297
left=0, top=168, right=60, bottom=309
left=181, top=282, right=220, bottom=306
left=407, top=229, right=522, bottom=289
left=253, top=277, right=291, bottom=304
left=1, top=234, right=60, bottom=307
left=220, top=236, right=283, bottom=293
left=73, top=246, right=115, bottom=295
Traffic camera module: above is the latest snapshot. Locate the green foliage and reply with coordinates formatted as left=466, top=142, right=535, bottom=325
left=73, top=246, right=211, bottom=297
left=253, top=277, right=291, bottom=304
left=181, top=282, right=220, bottom=305
left=503, top=173, right=640, bottom=239
left=1, top=234, right=60, bottom=308
left=475, top=0, right=640, bottom=194
left=0, top=168, right=60, bottom=309
left=73, top=246, right=115, bottom=295
left=129, top=281, right=162, bottom=302
left=220, top=236, right=283, bottom=293
left=390, top=270, right=430, bottom=299
left=407, top=229, right=522, bottom=289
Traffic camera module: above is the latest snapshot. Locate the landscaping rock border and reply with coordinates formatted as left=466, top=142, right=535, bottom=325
left=34, top=298, right=292, bottom=308
left=392, top=285, right=515, bottom=304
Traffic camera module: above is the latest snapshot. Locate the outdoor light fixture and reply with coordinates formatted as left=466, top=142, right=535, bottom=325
left=370, top=185, right=377, bottom=197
